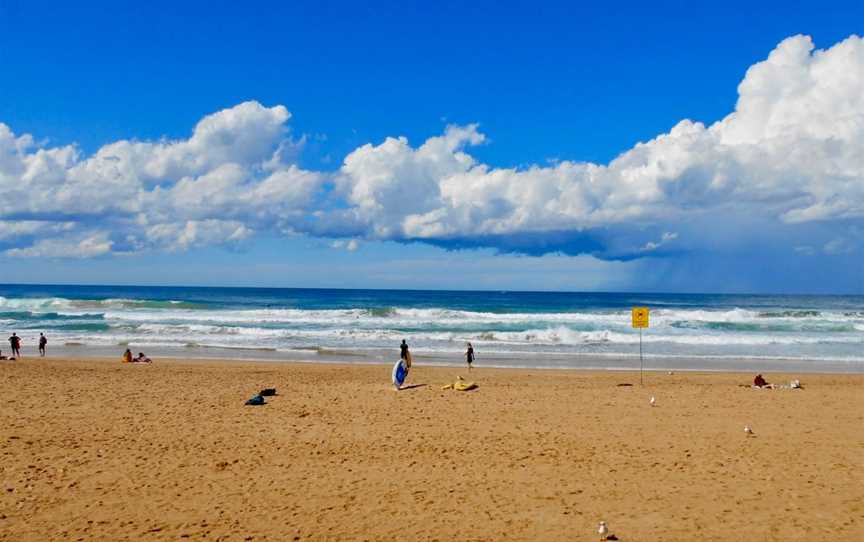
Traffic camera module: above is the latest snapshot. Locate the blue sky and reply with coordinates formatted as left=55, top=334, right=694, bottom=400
left=0, top=1, right=862, bottom=293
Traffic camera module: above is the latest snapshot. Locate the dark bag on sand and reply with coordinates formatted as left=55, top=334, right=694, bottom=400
left=259, top=388, right=277, bottom=396
left=245, top=394, right=266, bottom=406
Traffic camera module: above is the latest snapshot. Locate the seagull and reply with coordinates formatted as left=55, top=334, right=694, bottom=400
left=598, top=521, right=608, bottom=540
left=744, top=425, right=754, bottom=436
left=649, top=396, right=656, bottom=406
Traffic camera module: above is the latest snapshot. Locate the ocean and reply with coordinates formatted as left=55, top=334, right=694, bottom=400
left=1, top=284, right=862, bottom=373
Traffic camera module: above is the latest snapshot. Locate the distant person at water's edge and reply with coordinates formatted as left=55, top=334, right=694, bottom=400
left=400, top=339, right=411, bottom=367
left=466, top=342, right=475, bottom=370
left=8, top=333, right=21, bottom=358
left=122, top=349, right=133, bottom=363
left=38, top=333, right=47, bottom=356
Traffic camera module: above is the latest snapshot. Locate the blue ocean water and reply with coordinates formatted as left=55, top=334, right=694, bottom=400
left=1, top=284, right=862, bottom=372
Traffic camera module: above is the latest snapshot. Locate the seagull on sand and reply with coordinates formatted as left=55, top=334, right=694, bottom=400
left=649, top=396, right=656, bottom=406
left=598, top=521, right=609, bottom=540
left=744, top=425, right=754, bottom=436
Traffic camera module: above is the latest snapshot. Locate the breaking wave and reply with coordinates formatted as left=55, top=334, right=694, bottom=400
left=0, top=291, right=861, bottom=363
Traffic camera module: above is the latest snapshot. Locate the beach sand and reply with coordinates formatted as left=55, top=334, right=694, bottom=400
left=1, top=358, right=862, bottom=541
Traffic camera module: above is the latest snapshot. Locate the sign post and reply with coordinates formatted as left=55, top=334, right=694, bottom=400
left=631, top=307, right=650, bottom=384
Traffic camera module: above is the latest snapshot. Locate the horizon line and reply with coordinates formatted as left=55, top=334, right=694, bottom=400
left=1, top=282, right=861, bottom=298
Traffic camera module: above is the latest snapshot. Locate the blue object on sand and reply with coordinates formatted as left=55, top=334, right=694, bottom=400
left=392, top=359, right=409, bottom=390
left=245, top=394, right=266, bottom=405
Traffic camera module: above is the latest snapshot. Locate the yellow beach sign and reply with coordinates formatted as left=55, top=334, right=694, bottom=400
left=632, top=306, right=649, bottom=384
left=631, top=306, right=650, bottom=328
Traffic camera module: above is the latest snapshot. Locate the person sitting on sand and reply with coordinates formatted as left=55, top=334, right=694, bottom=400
left=753, top=374, right=772, bottom=388
left=133, top=352, right=152, bottom=363
left=466, top=342, right=475, bottom=371
left=122, top=349, right=133, bottom=363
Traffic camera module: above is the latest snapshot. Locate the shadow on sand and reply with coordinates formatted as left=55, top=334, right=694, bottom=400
left=399, top=383, right=428, bottom=390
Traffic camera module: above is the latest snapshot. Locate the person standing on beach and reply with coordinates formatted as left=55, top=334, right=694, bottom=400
left=9, top=333, right=21, bottom=358
left=400, top=339, right=411, bottom=367
left=38, top=333, right=47, bottom=357
left=466, top=342, right=475, bottom=371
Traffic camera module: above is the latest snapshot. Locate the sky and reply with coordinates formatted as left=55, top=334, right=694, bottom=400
left=0, top=0, right=862, bottom=293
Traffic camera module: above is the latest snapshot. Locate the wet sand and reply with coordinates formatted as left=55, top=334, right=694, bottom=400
left=1, top=357, right=862, bottom=541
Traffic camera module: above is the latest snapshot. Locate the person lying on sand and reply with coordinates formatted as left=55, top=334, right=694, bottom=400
left=748, top=376, right=803, bottom=390
left=133, top=352, right=152, bottom=363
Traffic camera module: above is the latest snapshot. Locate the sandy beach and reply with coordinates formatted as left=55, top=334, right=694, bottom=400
left=0, top=357, right=862, bottom=541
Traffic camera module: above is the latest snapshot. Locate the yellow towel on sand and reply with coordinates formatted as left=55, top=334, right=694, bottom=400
left=441, top=376, right=478, bottom=391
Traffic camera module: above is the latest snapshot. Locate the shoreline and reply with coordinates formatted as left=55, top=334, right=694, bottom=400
left=20, top=347, right=864, bottom=374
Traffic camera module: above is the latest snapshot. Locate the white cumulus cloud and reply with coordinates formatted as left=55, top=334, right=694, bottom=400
left=5, top=232, right=113, bottom=259
left=1, top=101, right=323, bottom=256
left=319, top=34, right=863, bottom=259
left=330, top=239, right=360, bottom=251
left=0, top=35, right=861, bottom=262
